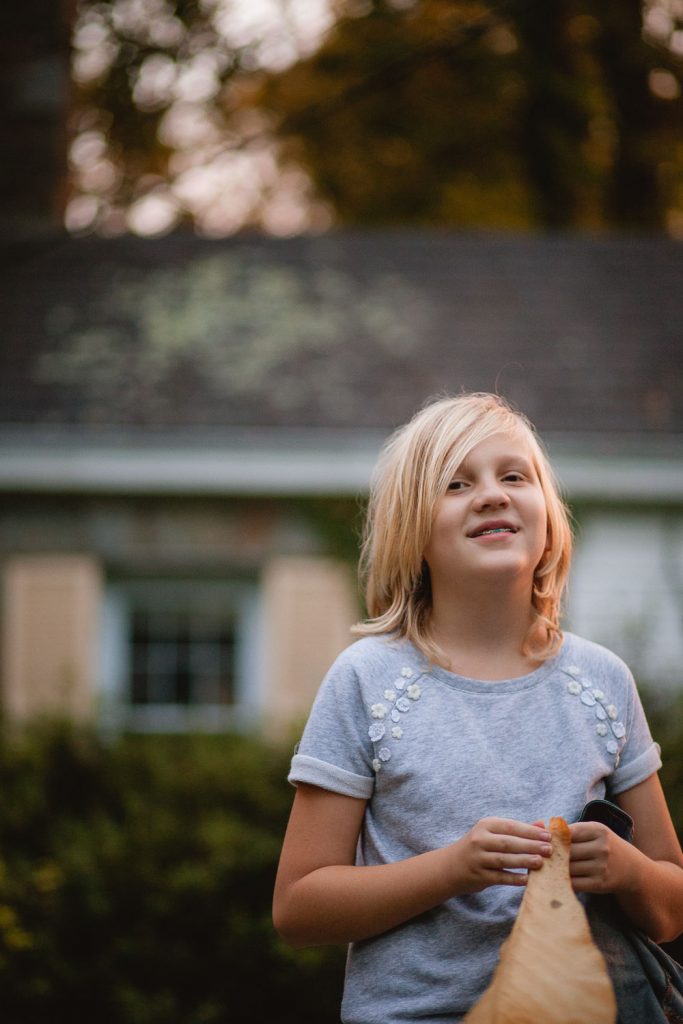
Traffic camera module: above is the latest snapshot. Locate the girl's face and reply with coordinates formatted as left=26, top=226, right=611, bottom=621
left=423, top=430, right=548, bottom=590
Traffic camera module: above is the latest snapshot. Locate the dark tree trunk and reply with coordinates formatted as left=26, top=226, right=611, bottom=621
left=513, top=1, right=591, bottom=228
left=0, top=0, right=75, bottom=239
left=595, top=0, right=667, bottom=229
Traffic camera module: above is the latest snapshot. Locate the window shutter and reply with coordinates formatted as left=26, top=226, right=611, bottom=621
left=2, top=555, right=102, bottom=722
left=262, top=557, right=357, bottom=734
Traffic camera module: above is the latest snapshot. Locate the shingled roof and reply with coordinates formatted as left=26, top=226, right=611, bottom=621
left=2, top=230, right=682, bottom=437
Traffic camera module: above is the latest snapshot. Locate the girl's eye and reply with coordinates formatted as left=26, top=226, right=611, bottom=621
left=447, top=480, right=468, bottom=491
left=503, top=472, right=524, bottom=482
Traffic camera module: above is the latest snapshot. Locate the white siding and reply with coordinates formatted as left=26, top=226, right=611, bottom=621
left=568, top=513, right=683, bottom=690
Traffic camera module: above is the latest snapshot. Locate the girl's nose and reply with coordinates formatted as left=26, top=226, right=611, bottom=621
left=472, top=481, right=510, bottom=510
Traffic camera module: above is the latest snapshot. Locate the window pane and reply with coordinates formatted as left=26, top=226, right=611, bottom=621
left=129, top=601, right=236, bottom=708
left=146, top=674, right=179, bottom=704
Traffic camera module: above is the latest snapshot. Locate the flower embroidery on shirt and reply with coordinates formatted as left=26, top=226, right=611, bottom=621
left=563, top=664, right=626, bottom=767
left=368, top=664, right=425, bottom=771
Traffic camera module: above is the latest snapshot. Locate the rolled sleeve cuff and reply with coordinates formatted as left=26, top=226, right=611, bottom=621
left=288, top=754, right=374, bottom=799
left=610, top=742, right=662, bottom=796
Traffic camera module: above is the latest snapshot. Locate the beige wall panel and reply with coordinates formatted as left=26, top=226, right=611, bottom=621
left=2, top=556, right=102, bottom=722
left=263, top=557, right=358, bottom=734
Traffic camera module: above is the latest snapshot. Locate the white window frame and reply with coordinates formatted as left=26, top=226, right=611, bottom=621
left=98, top=578, right=263, bottom=732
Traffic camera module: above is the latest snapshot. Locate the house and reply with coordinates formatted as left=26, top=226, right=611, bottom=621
left=1, top=230, right=682, bottom=733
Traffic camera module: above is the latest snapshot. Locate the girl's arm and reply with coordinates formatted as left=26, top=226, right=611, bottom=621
left=568, top=773, right=683, bottom=943
left=273, top=782, right=552, bottom=948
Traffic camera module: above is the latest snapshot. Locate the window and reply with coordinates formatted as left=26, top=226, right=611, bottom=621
left=131, top=608, right=236, bottom=708
left=99, top=579, right=262, bottom=732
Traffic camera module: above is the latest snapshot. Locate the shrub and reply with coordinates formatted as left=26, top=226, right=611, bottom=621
left=0, top=723, right=345, bottom=1024
left=1, top=697, right=682, bottom=1022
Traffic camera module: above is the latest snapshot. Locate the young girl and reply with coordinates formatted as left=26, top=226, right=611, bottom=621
left=273, top=393, right=683, bottom=1023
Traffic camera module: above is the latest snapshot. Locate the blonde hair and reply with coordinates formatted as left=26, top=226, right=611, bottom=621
left=352, top=393, right=573, bottom=664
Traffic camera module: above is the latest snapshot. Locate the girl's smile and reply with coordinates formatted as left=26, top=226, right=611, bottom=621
left=467, top=518, right=518, bottom=539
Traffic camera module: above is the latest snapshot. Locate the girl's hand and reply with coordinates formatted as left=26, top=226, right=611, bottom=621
left=452, top=818, right=552, bottom=894
left=567, top=821, right=637, bottom=894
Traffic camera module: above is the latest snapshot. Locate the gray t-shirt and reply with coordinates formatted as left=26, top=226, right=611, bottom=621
left=288, top=631, right=662, bottom=1024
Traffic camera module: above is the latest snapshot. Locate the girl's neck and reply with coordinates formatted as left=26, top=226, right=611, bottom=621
left=427, top=583, right=539, bottom=680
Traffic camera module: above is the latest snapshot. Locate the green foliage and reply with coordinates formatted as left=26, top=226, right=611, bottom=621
left=0, top=723, right=345, bottom=1024
left=2, top=705, right=683, bottom=1020
left=643, top=690, right=683, bottom=840
left=70, top=0, right=683, bottom=234
left=261, top=0, right=683, bottom=231
left=644, top=690, right=683, bottom=962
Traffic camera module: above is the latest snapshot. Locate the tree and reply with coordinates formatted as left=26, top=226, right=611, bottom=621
left=261, top=0, right=683, bottom=231
left=65, top=0, right=683, bottom=235
left=66, top=0, right=335, bottom=236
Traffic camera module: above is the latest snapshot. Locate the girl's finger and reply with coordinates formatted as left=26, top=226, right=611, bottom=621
left=489, top=819, right=551, bottom=842
left=568, top=822, right=604, bottom=842
left=569, top=861, right=598, bottom=877
left=569, top=842, right=599, bottom=862
left=488, top=835, right=552, bottom=857
left=486, top=870, right=528, bottom=887
left=484, top=852, right=546, bottom=871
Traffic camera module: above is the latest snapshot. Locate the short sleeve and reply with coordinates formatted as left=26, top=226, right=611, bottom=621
left=288, top=649, right=376, bottom=800
left=608, top=665, right=662, bottom=796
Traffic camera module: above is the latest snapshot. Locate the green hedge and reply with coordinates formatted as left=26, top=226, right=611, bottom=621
left=0, top=697, right=681, bottom=1023
left=0, top=724, right=345, bottom=1024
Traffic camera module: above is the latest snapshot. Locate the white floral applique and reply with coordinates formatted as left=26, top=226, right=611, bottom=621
left=368, top=666, right=425, bottom=771
left=563, top=664, right=626, bottom=766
